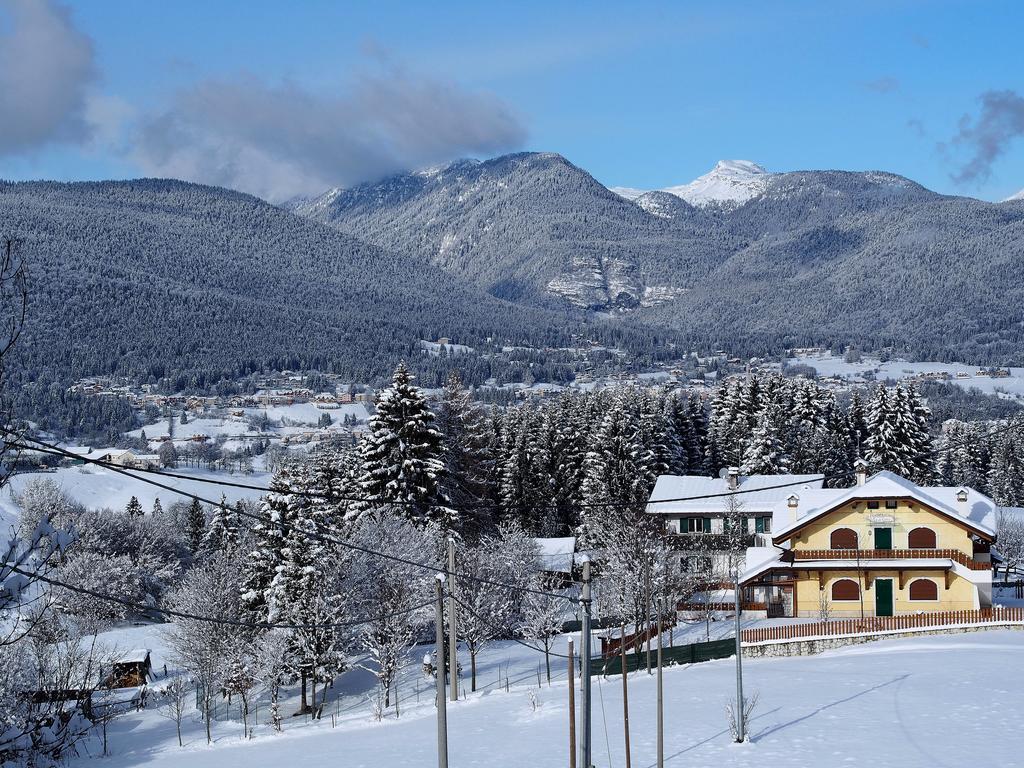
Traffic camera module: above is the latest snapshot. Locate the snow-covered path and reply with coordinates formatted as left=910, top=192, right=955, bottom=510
left=74, top=629, right=1024, bottom=767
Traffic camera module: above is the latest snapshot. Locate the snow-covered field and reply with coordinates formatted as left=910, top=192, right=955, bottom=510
left=2, top=464, right=270, bottom=517
left=71, top=626, right=1024, bottom=767
left=791, top=353, right=1024, bottom=398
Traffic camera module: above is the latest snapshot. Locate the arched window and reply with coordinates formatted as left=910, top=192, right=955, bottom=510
left=830, top=528, right=858, bottom=550
left=831, top=579, right=860, bottom=601
left=908, top=527, right=937, bottom=549
left=909, top=579, right=938, bottom=601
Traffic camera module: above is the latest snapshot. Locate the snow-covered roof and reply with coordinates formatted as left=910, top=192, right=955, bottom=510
left=115, top=648, right=151, bottom=664
left=646, top=473, right=824, bottom=515
left=532, top=537, right=576, bottom=574
left=771, top=471, right=997, bottom=542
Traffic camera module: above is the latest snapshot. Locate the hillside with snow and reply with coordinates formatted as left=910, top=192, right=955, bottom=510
left=1005, top=188, right=1024, bottom=202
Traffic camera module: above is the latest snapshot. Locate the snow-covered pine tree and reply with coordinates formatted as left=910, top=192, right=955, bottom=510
left=687, top=393, right=710, bottom=474
left=151, top=497, right=163, bottom=516
left=267, top=464, right=342, bottom=716
left=846, top=389, right=870, bottom=463
left=125, top=495, right=144, bottom=518
left=708, top=378, right=746, bottom=471
left=238, top=468, right=295, bottom=623
left=740, top=404, right=788, bottom=475
left=905, top=384, right=935, bottom=484
left=865, top=384, right=903, bottom=475
left=435, top=371, right=495, bottom=538
left=184, top=498, right=206, bottom=553
left=356, top=363, right=453, bottom=528
left=989, top=427, right=1024, bottom=506
left=816, top=397, right=854, bottom=487
left=580, top=390, right=658, bottom=511
left=661, top=391, right=692, bottom=475
left=200, top=493, right=239, bottom=555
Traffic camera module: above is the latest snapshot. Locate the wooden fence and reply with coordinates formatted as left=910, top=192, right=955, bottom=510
left=790, top=548, right=990, bottom=570
left=600, top=615, right=678, bottom=659
left=593, top=638, right=735, bottom=676
left=741, top=607, right=1024, bottom=644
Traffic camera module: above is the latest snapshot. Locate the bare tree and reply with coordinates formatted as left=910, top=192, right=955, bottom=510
left=159, top=677, right=190, bottom=747
left=519, top=575, right=565, bottom=683
left=164, top=553, right=244, bottom=743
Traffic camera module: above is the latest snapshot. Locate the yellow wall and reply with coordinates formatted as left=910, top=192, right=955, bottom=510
left=793, top=569, right=978, bottom=617
left=789, top=499, right=974, bottom=555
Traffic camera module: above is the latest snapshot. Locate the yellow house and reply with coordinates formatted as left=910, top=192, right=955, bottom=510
left=740, top=464, right=996, bottom=618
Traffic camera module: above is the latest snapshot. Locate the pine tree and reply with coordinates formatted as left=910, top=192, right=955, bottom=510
left=356, top=363, right=452, bottom=528
left=239, top=469, right=293, bottom=623
left=580, top=391, right=658, bottom=514
left=740, top=404, right=788, bottom=475
left=846, top=389, right=870, bottom=462
left=435, top=371, right=494, bottom=537
left=152, top=497, right=164, bottom=516
left=125, top=495, right=144, bottom=518
left=989, top=427, right=1024, bottom=505
left=201, top=493, right=239, bottom=555
left=184, top=498, right=206, bottom=553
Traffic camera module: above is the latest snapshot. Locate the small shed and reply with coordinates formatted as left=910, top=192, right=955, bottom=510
left=107, top=649, right=151, bottom=688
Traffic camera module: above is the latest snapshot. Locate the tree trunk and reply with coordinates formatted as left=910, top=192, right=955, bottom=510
left=471, top=648, right=478, bottom=692
left=544, top=644, right=551, bottom=683
left=299, top=668, right=308, bottom=713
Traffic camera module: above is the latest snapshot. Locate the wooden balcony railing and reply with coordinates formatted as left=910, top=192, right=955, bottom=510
left=789, top=548, right=990, bottom=571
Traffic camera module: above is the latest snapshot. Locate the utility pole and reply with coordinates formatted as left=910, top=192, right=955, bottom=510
left=657, top=594, right=664, bottom=768
left=732, top=558, right=745, bottom=743
left=434, top=575, right=449, bottom=768
left=579, top=557, right=593, bottom=768
left=447, top=537, right=458, bottom=702
left=620, top=623, right=631, bottom=768
left=568, top=638, right=576, bottom=768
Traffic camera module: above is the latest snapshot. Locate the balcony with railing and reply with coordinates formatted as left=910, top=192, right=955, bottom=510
left=787, top=548, right=990, bottom=571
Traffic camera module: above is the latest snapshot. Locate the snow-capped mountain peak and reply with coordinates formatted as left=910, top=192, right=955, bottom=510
left=610, top=160, right=773, bottom=208
left=1004, top=188, right=1024, bottom=202
left=661, top=160, right=771, bottom=207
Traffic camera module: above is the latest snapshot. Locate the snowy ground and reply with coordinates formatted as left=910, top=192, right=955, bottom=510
left=67, top=625, right=1024, bottom=767
left=2, top=464, right=270, bottom=517
left=790, top=353, right=1024, bottom=398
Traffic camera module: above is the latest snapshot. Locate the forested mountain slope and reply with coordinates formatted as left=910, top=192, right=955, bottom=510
left=295, top=153, right=1024, bottom=364
left=0, top=178, right=653, bottom=388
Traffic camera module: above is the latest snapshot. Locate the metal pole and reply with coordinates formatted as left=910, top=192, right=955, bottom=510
left=621, top=622, right=631, bottom=768
left=435, top=575, right=449, bottom=768
left=579, top=557, right=593, bottom=768
left=568, top=638, right=576, bottom=768
left=447, top=537, right=458, bottom=702
left=657, top=594, right=664, bottom=768
left=733, top=560, right=745, bottom=743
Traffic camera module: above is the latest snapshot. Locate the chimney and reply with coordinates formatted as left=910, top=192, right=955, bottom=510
left=854, top=458, right=868, bottom=487
left=727, top=466, right=740, bottom=490
left=956, top=488, right=968, bottom=512
left=787, top=494, right=799, bottom=512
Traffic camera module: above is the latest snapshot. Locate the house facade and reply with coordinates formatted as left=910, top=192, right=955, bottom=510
left=739, top=463, right=996, bottom=618
left=646, top=468, right=825, bottom=577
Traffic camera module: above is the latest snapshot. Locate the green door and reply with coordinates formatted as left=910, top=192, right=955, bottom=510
left=875, top=578, right=894, bottom=617
left=874, top=527, right=892, bottom=550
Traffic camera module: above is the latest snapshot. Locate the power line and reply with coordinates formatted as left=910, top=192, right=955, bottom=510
left=4, top=433, right=579, bottom=604
left=13, top=414, right=1024, bottom=510
left=5, top=415, right=1020, bottom=616
left=449, top=591, right=573, bottom=660
left=8, top=564, right=434, bottom=631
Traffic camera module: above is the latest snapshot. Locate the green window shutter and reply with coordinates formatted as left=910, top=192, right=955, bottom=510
left=702, top=517, right=712, bottom=533
left=755, top=516, right=765, bottom=533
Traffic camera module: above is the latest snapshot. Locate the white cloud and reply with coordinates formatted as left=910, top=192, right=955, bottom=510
left=132, top=64, right=527, bottom=201
left=0, top=0, right=97, bottom=156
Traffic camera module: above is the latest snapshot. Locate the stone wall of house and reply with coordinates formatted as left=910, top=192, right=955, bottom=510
left=742, top=622, right=1024, bottom=658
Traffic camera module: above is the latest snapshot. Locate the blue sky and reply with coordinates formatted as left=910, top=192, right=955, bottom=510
left=2, top=0, right=1023, bottom=201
